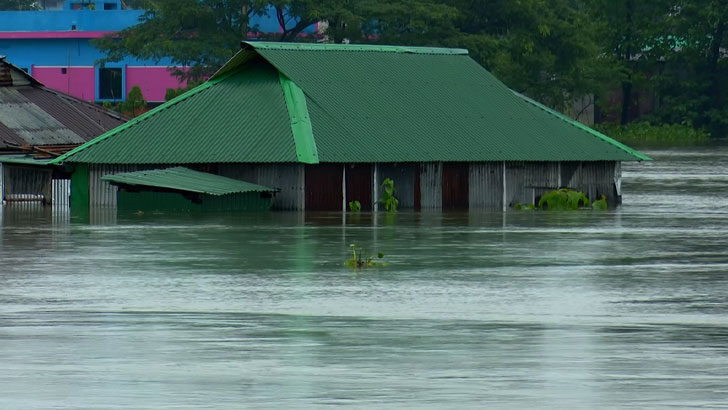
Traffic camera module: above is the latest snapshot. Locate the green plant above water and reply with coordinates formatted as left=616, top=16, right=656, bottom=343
left=346, top=244, right=386, bottom=269
left=591, top=195, right=608, bottom=211
left=377, top=178, right=399, bottom=212
left=515, top=189, right=610, bottom=211
left=348, top=200, right=361, bottom=212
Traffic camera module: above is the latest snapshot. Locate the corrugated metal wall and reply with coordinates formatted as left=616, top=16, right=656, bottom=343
left=1, top=165, right=52, bottom=204
left=504, top=162, right=560, bottom=207
left=346, top=163, right=373, bottom=211
left=89, top=164, right=141, bottom=208
left=564, top=161, right=617, bottom=202
left=419, top=162, right=442, bottom=210
left=379, top=163, right=416, bottom=209
left=305, top=164, right=343, bottom=211
left=0, top=163, right=4, bottom=203
left=469, top=162, right=503, bottom=210
left=52, top=178, right=70, bottom=207
left=218, top=163, right=305, bottom=210
left=80, top=161, right=620, bottom=212
left=442, top=162, right=469, bottom=210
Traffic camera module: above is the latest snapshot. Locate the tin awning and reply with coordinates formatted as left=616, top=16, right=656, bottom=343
left=102, top=167, right=277, bottom=196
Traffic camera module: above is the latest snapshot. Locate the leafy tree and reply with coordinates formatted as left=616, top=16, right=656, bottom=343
left=0, top=0, right=39, bottom=10
left=437, top=0, right=609, bottom=109
left=165, top=80, right=201, bottom=101
left=103, top=86, right=147, bottom=118
left=92, top=1, right=330, bottom=81
left=587, top=0, right=673, bottom=124
left=649, top=0, right=728, bottom=137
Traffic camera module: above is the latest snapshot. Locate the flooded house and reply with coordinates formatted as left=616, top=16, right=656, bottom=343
left=51, top=42, right=650, bottom=213
left=0, top=56, right=125, bottom=206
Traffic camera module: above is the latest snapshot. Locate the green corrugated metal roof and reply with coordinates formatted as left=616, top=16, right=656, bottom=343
left=101, top=167, right=276, bottom=195
left=55, top=60, right=296, bottom=164
left=513, top=92, right=652, bottom=161
left=0, top=155, right=55, bottom=166
left=55, top=42, right=647, bottom=164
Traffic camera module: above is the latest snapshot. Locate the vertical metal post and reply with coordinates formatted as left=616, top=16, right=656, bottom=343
left=373, top=163, right=379, bottom=212
left=342, top=165, right=347, bottom=212
left=0, top=162, right=4, bottom=205
left=558, top=162, right=562, bottom=187
left=502, top=161, right=507, bottom=212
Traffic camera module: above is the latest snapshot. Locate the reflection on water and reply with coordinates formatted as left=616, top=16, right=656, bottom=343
left=1, top=148, right=728, bottom=409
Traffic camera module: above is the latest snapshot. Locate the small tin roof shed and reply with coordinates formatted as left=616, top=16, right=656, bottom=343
left=102, top=167, right=277, bottom=195
left=52, top=42, right=650, bottom=165
left=0, top=56, right=125, bottom=158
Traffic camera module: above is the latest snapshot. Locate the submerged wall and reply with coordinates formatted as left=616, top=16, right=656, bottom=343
left=73, top=161, right=622, bottom=213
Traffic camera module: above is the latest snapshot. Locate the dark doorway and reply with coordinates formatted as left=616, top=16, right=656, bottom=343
left=442, top=162, right=469, bottom=210
left=305, top=164, right=343, bottom=211
left=346, top=164, right=372, bottom=211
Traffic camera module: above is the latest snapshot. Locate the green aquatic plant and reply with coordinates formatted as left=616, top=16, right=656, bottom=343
left=537, top=188, right=591, bottom=210
left=377, top=178, right=399, bottom=212
left=348, top=200, right=361, bottom=212
left=591, top=195, right=608, bottom=211
left=346, top=244, right=385, bottom=269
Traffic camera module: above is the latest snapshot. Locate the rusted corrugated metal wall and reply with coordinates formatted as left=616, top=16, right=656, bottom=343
left=218, top=163, right=304, bottom=210
left=563, top=161, right=618, bottom=202
left=379, top=163, right=416, bottom=209
left=469, top=162, right=503, bottom=210
left=305, top=164, right=343, bottom=211
left=1, top=165, right=52, bottom=204
left=419, top=162, right=442, bottom=210
left=442, top=162, right=469, bottom=210
left=89, top=164, right=141, bottom=208
left=345, top=163, right=373, bottom=211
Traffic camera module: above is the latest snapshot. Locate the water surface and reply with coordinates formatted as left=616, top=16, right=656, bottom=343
left=1, top=147, right=728, bottom=409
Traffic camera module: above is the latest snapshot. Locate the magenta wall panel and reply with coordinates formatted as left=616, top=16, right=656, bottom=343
left=32, top=66, right=95, bottom=100
left=126, top=66, right=187, bottom=102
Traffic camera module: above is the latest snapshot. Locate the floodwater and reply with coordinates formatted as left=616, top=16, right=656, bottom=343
left=1, top=148, right=728, bottom=409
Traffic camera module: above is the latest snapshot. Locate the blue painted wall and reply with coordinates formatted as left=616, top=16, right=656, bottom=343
left=0, top=39, right=177, bottom=71
left=0, top=1, right=316, bottom=101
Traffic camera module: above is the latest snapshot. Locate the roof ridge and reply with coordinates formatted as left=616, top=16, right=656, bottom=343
left=244, top=41, right=469, bottom=55
left=512, top=91, right=652, bottom=161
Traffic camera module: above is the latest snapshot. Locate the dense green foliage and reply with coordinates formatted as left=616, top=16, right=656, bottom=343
left=0, top=0, right=37, bottom=10
left=103, top=86, right=147, bottom=118
left=538, top=189, right=590, bottom=211
left=596, top=122, right=712, bottom=146
left=91, top=0, right=728, bottom=140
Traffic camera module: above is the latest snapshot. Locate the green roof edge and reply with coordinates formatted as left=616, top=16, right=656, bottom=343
left=513, top=91, right=652, bottom=161
left=278, top=72, right=319, bottom=164
left=50, top=70, right=239, bottom=164
left=101, top=167, right=277, bottom=195
left=244, top=41, right=469, bottom=55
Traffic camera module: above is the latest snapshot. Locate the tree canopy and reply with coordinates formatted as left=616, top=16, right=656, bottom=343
left=91, top=0, right=728, bottom=138
left=0, top=0, right=38, bottom=10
